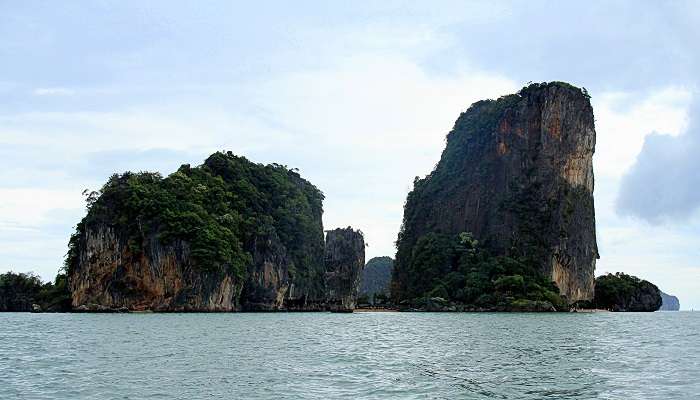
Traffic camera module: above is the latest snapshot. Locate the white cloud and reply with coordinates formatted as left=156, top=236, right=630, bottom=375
left=593, top=86, right=692, bottom=178
left=0, top=188, right=82, bottom=227
left=247, top=54, right=517, bottom=258
left=0, top=54, right=518, bottom=276
left=2, top=2, right=699, bottom=309
left=32, top=87, right=75, bottom=96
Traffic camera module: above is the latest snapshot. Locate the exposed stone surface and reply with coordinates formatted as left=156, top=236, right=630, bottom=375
left=660, top=291, right=680, bottom=311
left=394, top=82, right=598, bottom=302
left=69, top=223, right=363, bottom=312
left=70, top=224, right=242, bottom=311
left=67, top=152, right=333, bottom=312
left=67, top=153, right=366, bottom=312
left=240, top=232, right=326, bottom=311
left=324, top=228, right=365, bottom=312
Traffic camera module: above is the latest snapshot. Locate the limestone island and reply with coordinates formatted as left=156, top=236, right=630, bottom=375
left=0, top=82, right=669, bottom=313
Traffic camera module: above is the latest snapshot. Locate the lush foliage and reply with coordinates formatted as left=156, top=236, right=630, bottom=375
left=594, top=273, right=662, bottom=312
left=66, top=152, right=325, bottom=280
left=397, top=232, right=567, bottom=310
left=0, top=271, right=71, bottom=312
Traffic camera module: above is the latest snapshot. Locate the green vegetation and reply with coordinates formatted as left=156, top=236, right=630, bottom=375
left=66, top=152, right=325, bottom=281
left=0, top=271, right=71, bottom=312
left=396, top=232, right=567, bottom=310
left=594, top=273, right=662, bottom=312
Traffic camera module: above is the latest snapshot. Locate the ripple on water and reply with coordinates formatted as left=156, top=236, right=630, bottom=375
left=0, top=312, right=699, bottom=399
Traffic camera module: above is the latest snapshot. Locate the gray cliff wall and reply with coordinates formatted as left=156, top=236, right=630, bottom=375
left=70, top=224, right=241, bottom=311
left=324, top=228, right=365, bottom=312
left=70, top=223, right=367, bottom=312
left=241, top=232, right=326, bottom=311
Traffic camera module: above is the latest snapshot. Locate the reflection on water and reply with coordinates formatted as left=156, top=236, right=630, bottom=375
left=1, top=312, right=698, bottom=399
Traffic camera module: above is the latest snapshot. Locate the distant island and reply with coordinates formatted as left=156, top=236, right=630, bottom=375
left=1, top=82, right=670, bottom=313
left=358, top=257, right=393, bottom=306
left=591, top=273, right=662, bottom=312
left=660, top=292, right=681, bottom=311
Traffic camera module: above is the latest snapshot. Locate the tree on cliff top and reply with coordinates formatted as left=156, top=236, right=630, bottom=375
left=594, top=273, right=662, bottom=312
left=66, top=151, right=325, bottom=280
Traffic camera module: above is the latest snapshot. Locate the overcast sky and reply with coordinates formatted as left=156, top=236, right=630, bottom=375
left=2, top=1, right=699, bottom=309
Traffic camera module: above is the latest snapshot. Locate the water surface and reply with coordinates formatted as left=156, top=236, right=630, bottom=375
left=1, top=312, right=698, bottom=399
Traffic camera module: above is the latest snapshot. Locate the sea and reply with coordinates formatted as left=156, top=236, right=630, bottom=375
left=1, top=311, right=698, bottom=399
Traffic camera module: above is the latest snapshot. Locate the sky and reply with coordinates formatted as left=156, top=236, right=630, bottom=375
left=1, top=1, right=699, bottom=309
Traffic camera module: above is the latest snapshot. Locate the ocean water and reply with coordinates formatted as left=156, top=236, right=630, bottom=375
left=1, top=312, right=698, bottom=399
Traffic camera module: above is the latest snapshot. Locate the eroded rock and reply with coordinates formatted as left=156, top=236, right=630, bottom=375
left=324, top=228, right=365, bottom=312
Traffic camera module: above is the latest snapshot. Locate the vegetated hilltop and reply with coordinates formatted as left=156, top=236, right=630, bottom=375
left=392, top=82, right=598, bottom=311
left=593, top=273, right=662, bottom=312
left=66, top=151, right=364, bottom=312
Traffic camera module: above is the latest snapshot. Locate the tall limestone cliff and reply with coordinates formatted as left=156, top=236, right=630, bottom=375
left=68, top=152, right=327, bottom=311
left=393, top=82, right=598, bottom=303
left=70, top=225, right=243, bottom=311
left=324, top=228, right=365, bottom=312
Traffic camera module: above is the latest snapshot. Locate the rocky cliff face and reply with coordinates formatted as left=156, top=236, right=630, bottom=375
left=394, top=82, right=598, bottom=302
left=660, top=292, right=680, bottom=311
left=70, top=223, right=360, bottom=312
left=68, top=152, right=368, bottom=312
left=70, top=225, right=242, bottom=311
left=68, top=152, right=328, bottom=312
left=324, top=228, right=365, bottom=312
left=241, top=232, right=327, bottom=311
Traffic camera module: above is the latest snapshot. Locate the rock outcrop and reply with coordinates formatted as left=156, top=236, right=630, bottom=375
left=594, top=273, right=662, bottom=312
left=67, top=152, right=366, bottom=312
left=660, top=291, right=680, bottom=311
left=70, top=225, right=242, bottom=311
left=324, top=228, right=365, bottom=312
left=241, top=232, right=325, bottom=311
left=393, top=82, right=598, bottom=303
left=359, top=256, right=393, bottom=298
left=68, top=152, right=328, bottom=312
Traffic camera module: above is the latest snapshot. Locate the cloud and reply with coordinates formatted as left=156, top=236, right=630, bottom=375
left=616, top=96, right=700, bottom=223
left=2, top=1, right=700, bottom=306
left=440, top=2, right=699, bottom=91
left=246, top=54, right=517, bottom=257
left=33, top=87, right=75, bottom=96
left=593, top=87, right=691, bottom=179
left=0, top=52, right=517, bottom=279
